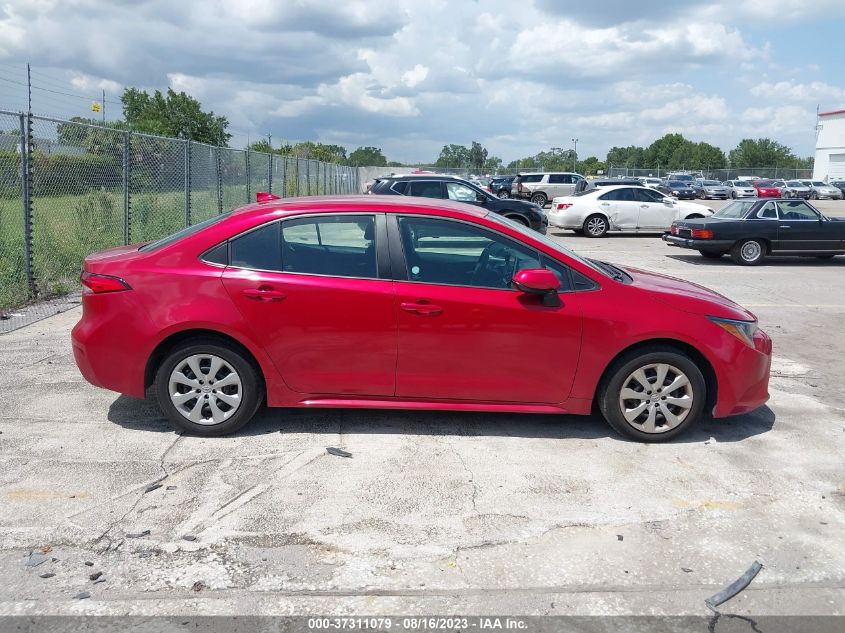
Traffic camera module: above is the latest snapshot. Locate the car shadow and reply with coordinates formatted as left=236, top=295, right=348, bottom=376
left=548, top=231, right=665, bottom=239
left=107, top=395, right=776, bottom=444
left=666, top=254, right=845, bottom=267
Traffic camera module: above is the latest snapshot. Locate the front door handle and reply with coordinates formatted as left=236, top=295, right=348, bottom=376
left=601, top=202, right=610, bottom=206
left=779, top=225, right=791, bottom=229
left=640, top=204, right=649, bottom=208
left=400, top=301, right=443, bottom=316
left=242, top=287, right=286, bottom=302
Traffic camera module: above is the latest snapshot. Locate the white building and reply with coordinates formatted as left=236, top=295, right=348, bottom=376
left=814, top=108, right=845, bottom=181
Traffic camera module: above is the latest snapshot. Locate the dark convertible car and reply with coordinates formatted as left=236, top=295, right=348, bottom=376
left=663, top=199, right=845, bottom=265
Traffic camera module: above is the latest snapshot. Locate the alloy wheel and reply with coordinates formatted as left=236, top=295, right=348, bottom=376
left=586, top=216, right=607, bottom=236
left=617, top=363, right=693, bottom=434
left=168, top=353, right=242, bottom=425
left=740, top=240, right=762, bottom=262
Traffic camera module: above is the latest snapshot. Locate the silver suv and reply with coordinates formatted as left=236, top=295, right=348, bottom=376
left=511, top=172, right=585, bottom=207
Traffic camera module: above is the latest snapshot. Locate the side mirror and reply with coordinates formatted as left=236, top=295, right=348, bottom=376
left=513, top=268, right=561, bottom=307
left=663, top=198, right=675, bottom=205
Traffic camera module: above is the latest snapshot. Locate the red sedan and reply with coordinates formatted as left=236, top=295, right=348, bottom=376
left=752, top=180, right=782, bottom=198
left=72, top=196, right=772, bottom=442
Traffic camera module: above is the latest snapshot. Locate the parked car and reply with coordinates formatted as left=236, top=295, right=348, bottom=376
left=575, top=177, right=642, bottom=193
left=751, top=179, right=781, bottom=198
left=511, top=172, right=586, bottom=207
left=666, top=173, right=697, bottom=184
left=488, top=175, right=516, bottom=198
left=830, top=180, right=845, bottom=197
left=548, top=185, right=713, bottom=237
left=770, top=179, right=811, bottom=199
left=800, top=180, right=844, bottom=200
left=72, top=194, right=772, bottom=442
left=663, top=198, right=845, bottom=265
left=656, top=180, right=697, bottom=200
left=724, top=180, right=758, bottom=199
left=637, top=177, right=663, bottom=189
left=369, top=174, right=547, bottom=233
left=692, top=179, right=730, bottom=200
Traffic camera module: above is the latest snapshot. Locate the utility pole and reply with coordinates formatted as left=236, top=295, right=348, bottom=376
left=571, top=138, right=578, bottom=172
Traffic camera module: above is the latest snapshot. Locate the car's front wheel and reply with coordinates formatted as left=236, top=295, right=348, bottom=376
left=599, top=347, right=707, bottom=442
left=730, top=239, right=766, bottom=266
left=583, top=214, right=608, bottom=237
left=155, top=339, right=263, bottom=436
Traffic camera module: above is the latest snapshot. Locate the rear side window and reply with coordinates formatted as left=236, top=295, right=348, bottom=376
left=230, top=222, right=281, bottom=271
left=548, top=174, right=572, bottom=184
left=520, top=174, right=543, bottom=183
left=390, top=181, right=408, bottom=194
left=281, top=215, right=377, bottom=279
left=409, top=181, right=444, bottom=198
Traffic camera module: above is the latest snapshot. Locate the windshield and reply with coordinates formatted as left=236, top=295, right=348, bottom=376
left=702, top=180, right=721, bottom=186
left=712, top=201, right=757, bottom=219
left=786, top=181, right=803, bottom=186
left=812, top=181, right=826, bottom=186
left=139, top=212, right=233, bottom=252
left=667, top=181, right=689, bottom=187
left=485, top=212, right=610, bottom=278
left=733, top=181, right=751, bottom=187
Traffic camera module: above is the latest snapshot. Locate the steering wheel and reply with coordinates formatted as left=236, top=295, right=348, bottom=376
left=471, top=242, right=514, bottom=288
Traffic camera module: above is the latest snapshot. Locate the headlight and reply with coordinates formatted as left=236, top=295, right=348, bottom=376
left=708, top=316, right=758, bottom=348
left=672, top=190, right=679, bottom=195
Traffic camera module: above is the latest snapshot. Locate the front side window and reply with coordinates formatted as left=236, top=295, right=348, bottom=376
left=446, top=182, right=479, bottom=202
left=634, top=188, right=665, bottom=202
left=281, top=215, right=377, bottom=278
left=777, top=200, right=820, bottom=221
left=398, top=216, right=542, bottom=290
left=757, top=202, right=778, bottom=219
left=408, top=180, right=444, bottom=199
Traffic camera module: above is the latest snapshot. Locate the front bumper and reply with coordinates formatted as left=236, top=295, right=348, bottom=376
left=663, top=234, right=734, bottom=252
left=711, top=328, right=772, bottom=417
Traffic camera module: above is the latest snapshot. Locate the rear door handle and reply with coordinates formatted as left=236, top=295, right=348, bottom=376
left=242, top=288, right=286, bottom=302
left=400, top=301, right=443, bottom=316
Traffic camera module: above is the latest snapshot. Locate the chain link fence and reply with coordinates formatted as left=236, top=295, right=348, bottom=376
left=0, top=111, right=359, bottom=331
left=607, top=166, right=814, bottom=181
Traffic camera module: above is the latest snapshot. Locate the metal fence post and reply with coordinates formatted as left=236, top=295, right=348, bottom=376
left=268, top=153, right=273, bottom=194
left=216, top=146, right=223, bottom=214
left=245, top=149, right=251, bottom=203
left=20, top=113, right=36, bottom=298
left=306, top=159, right=311, bottom=196
left=295, top=159, right=300, bottom=197
left=184, top=139, right=192, bottom=227
left=282, top=156, right=287, bottom=197
left=323, top=162, right=327, bottom=194
left=123, top=131, right=130, bottom=244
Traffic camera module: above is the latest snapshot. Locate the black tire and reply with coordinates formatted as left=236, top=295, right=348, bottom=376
left=497, top=190, right=510, bottom=199
left=598, top=346, right=707, bottom=442
left=530, top=193, right=547, bottom=207
left=503, top=213, right=529, bottom=227
left=698, top=250, right=723, bottom=259
left=810, top=191, right=818, bottom=200
left=731, top=191, right=737, bottom=199
left=155, top=338, right=263, bottom=437
left=730, top=239, right=766, bottom=266
left=583, top=214, right=608, bottom=238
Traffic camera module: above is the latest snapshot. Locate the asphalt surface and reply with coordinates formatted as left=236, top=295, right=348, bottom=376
left=0, top=199, right=843, bottom=618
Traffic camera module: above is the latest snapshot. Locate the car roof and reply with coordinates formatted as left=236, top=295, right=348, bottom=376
left=230, top=194, right=489, bottom=220
left=517, top=171, right=577, bottom=175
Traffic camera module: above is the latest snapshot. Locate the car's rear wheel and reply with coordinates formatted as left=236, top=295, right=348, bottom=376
left=530, top=193, right=547, bottom=207
left=155, top=339, right=263, bottom=436
left=698, top=250, right=723, bottom=259
left=497, top=190, right=510, bottom=199
left=730, top=239, right=766, bottom=266
left=599, top=347, right=706, bottom=442
left=583, top=214, right=608, bottom=237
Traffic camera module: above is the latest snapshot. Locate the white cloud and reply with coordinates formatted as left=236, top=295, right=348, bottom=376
left=401, top=64, right=429, bottom=88
left=750, top=81, right=845, bottom=105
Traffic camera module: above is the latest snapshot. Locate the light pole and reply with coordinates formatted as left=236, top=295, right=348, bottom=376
left=571, top=138, right=578, bottom=172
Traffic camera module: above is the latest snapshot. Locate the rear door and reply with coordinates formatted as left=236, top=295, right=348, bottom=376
left=547, top=174, right=573, bottom=198
left=597, top=188, right=639, bottom=229
left=775, top=200, right=840, bottom=252
left=407, top=180, right=446, bottom=199
left=221, top=213, right=397, bottom=396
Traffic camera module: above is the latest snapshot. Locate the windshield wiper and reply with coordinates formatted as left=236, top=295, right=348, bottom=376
left=589, top=258, right=626, bottom=282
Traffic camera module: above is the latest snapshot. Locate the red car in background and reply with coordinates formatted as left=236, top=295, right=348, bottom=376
left=71, top=195, right=772, bottom=442
left=752, top=180, right=782, bottom=198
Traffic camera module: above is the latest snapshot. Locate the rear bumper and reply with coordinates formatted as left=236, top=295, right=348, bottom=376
left=662, top=235, right=733, bottom=252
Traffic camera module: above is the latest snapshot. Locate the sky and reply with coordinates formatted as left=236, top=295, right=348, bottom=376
left=1, top=0, right=844, bottom=164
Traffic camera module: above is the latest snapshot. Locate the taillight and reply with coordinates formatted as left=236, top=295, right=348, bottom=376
left=80, top=271, right=131, bottom=294
left=691, top=229, right=714, bottom=239
left=670, top=225, right=679, bottom=235
left=517, top=182, right=523, bottom=192
left=556, top=203, right=573, bottom=211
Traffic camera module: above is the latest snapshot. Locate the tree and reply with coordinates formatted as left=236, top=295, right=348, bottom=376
left=121, top=87, right=231, bottom=146
left=644, top=133, right=690, bottom=169
left=690, top=142, right=727, bottom=169
left=729, top=138, right=800, bottom=168
left=56, top=117, right=130, bottom=154
left=606, top=145, right=645, bottom=168
left=435, top=144, right=471, bottom=168
left=576, top=156, right=607, bottom=176
left=483, top=156, right=503, bottom=171
left=349, top=146, right=387, bottom=167
left=248, top=140, right=274, bottom=153
left=468, top=141, right=488, bottom=169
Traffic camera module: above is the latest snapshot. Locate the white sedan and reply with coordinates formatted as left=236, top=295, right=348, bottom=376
left=547, top=185, right=714, bottom=237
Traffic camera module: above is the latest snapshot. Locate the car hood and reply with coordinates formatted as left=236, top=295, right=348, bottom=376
left=622, top=265, right=756, bottom=321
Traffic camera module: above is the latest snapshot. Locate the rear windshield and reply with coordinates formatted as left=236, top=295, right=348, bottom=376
left=139, top=212, right=232, bottom=252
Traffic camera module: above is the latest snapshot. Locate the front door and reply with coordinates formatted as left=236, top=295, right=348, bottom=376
left=635, top=187, right=675, bottom=229
left=391, top=215, right=582, bottom=403
left=221, top=214, right=397, bottom=396
left=774, top=200, right=840, bottom=252
left=597, top=187, right=639, bottom=229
